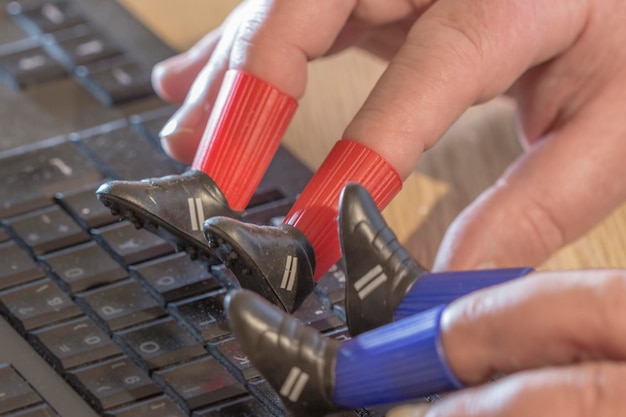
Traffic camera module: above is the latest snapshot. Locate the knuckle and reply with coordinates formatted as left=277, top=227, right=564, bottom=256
left=422, top=14, right=487, bottom=68
left=577, top=363, right=615, bottom=416
left=496, top=180, right=567, bottom=263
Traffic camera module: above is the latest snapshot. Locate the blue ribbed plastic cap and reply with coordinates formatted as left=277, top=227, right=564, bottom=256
left=333, top=304, right=463, bottom=408
left=394, top=267, right=533, bottom=321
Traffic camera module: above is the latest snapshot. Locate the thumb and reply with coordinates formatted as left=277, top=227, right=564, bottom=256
left=433, top=103, right=626, bottom=271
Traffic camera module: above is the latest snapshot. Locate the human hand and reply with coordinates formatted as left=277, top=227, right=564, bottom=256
left=152, top=0, right=626, bottom=270
left=151, top=0, right=435, bottom=164
left=387, top=269, right=626, bottom=417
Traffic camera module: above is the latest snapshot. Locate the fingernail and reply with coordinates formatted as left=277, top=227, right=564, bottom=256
left=160, top=115, right=194, bottom=139
left=159, top=105, right=203, bottom=140
left=159, top=129, right=199, bottom=165
left=387, top=403, right=431, bottom=417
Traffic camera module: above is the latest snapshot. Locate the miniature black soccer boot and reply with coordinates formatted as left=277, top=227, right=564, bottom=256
left=97, top=170, right=241, bottom=262
left=226, top=289, right=465, bottom=414
left=339, top=183, right=428, bottom=336
left=204, top=216, right=315, bottom=312
left=340, top=183, right=535, bottom=336
left=226, top=289, right=341, bottom=417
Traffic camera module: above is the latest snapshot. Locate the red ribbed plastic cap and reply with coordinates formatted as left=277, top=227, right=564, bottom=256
left=192, top=69, right=298, bottom=211
left=285, top=139, right=402, bottom=280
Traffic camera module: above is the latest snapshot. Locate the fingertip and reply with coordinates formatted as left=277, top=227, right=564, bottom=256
left=432, top=183, right=557, bottom=272
left=151, top=54, right=193, bottom=104
left=157, top=97, right=211, bottom=164
left=160, top=127, right=202, bottom=165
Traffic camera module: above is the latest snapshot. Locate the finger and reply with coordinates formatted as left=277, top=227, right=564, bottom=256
left=343, top=0, right=590, bottom=178
left=433, top=81, right=626, bottom=270
left=226, top=0, right=356, bottom=98
left=440, top=270, right=626, bottom=385
left=151, top=27, right=223, bottom=104
left=342, top=17, right=416, bottom=61
left=389, top=362, right=626, bottom=417
left=159, top=0, right=358, bottom=163
left=323, top=1, right=434, bottom=58
left=158, top=2, right=249, bottom=163
left=161, top=0, right=434, bottom=161
left=386, top=403, right=430, bottom=417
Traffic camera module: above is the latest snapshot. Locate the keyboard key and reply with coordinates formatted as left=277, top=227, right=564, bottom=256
left=30, top=316, right=122, bottom=371
left=77, top=280, right=166, bottom=332
left=247, top=380, right=282, bottom=416
left=7, top=1, right=87, bottom=35
left=4, top=403, right=60, bottom=417
left=168, top=292, right=230, bottom=343
left=0, top=364, right=42, bottom=414
left=55, top=185, right=118, bottom=229
left=192, top=396, right=274, bottom=417
left=6, top=205, right=90, bottom=255
left=104, top=395, right=186, bottom=417
left=68, top=357, right=159, bottom=411
left=130, top=252, right=221, bottom=305
left=71, top=119, right=183, bottom=180
left=0, top=38, right=67, bottom=89
left=316, top=263, right=348, bottom=306
left=0, top=241, right=45, bottom=291
left=76, top=59, right=153, bottom=107
left=0, top=138, right=104, bottom=218
left=40, top=241, right=127, bottom=293
left=43, top=25, right=123, bottom=70
left=0, top=8, right=27, bottom=44
left=0, top=278, right=82, bottom=332
left=242, top=200, right=293, bottom=226
left=326, top=328, right=352, bottom=342
left=210, top=338, right=260, bottom=382
left=130, top=106, right=178, bottom=145
left=114, top=318, right=205, bottom=372
left=293, top=291, right=344, bottom=333
left=93, top=222, right=173, bottom=266
left=153, top=356, right=246, bottom=414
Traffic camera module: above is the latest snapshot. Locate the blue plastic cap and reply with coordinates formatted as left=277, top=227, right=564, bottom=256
left=394, top=267, right=533, bottom=321
left=333, top=304, right=463, bottom=408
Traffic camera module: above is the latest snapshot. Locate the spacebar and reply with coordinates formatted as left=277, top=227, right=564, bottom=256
left=0, top=137, right=105, bottom=218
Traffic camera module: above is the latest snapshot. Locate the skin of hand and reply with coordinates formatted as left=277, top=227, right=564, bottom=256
left=386, top=269, right=626, bottom=417
left=152, top=0, right=626, bottom=270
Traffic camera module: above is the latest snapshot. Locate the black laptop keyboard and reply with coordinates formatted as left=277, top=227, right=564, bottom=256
left=0, top=1, right=368, bottom=416
left=1, top=0, right=153, bottom=106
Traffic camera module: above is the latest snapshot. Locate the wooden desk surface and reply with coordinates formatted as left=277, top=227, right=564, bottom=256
left=121, top=0, right=626, bottom=271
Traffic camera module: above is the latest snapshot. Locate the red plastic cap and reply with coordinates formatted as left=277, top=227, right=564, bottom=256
left=192, top=69, right=298, bottom=211
left=285, top=139, right=402, bottom=280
